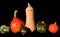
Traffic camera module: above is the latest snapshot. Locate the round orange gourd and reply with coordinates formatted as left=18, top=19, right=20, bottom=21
left=48, top=22, right=59, bottom=33
left=10, top=10, right=24, bottom=33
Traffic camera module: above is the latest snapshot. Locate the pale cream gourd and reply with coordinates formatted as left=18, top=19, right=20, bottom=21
left=25, top=3, right=35, bottom=32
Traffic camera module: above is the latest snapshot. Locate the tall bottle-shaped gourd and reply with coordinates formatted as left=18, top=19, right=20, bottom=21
left=25, top=3, right=35, bottom=32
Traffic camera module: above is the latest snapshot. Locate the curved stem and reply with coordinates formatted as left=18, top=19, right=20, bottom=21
left=14, top=10, right=18, bottom=17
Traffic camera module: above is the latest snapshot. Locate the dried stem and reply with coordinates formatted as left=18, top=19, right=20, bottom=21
left=14, top=10, right=18, bottom=17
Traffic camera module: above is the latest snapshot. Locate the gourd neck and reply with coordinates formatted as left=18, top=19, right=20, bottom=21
left=14, top=10, right=18, bottom=17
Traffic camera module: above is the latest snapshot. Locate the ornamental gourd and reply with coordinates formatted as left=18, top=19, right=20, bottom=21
left=20, top=27, right=31, bottom=35
left=36, top=21, right=47, bottom=33
left=48, top=22, right=59, bottom=33
left=0, top=25, right=9, bottom=34
left=25, top=3, right=36, bottom=32
left=10, top=10, right=24, bottom=33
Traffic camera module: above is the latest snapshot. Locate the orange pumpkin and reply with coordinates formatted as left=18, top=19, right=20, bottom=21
left=48, top=22, right=59, bottom=33
left=10, top=10, right=24, bottom=33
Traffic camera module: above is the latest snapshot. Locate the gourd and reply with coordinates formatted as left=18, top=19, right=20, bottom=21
left=20, top=27, right=31, bottom=35
left=10, top=10, right=24, bottom=33
left=48, top=22, right=59, bottom=33
left=36, top=21, right=47, bottom=33
left=25, top=3, right=36, bottom=32
left=0, top=25, right=9, bottom=34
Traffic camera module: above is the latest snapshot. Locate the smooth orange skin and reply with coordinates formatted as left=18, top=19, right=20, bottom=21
left=10, top=17, right=24, bottom=33
left=48, top=22, right=59, bottom=33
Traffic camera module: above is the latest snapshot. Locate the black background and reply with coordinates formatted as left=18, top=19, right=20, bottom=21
left=0, top=0, right=60, bottom=37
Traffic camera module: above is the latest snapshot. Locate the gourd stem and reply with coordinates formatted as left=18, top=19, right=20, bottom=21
left=14, top=10, right=18, bottom=17
left=54, top=22, right=57, bottom=25
left=28, top=3, right=31, bottom=7
left=41, top=21, right=44, bottom=24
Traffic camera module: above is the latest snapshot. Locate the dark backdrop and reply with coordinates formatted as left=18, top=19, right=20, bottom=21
left=0, top=0, right=60, bottom=37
